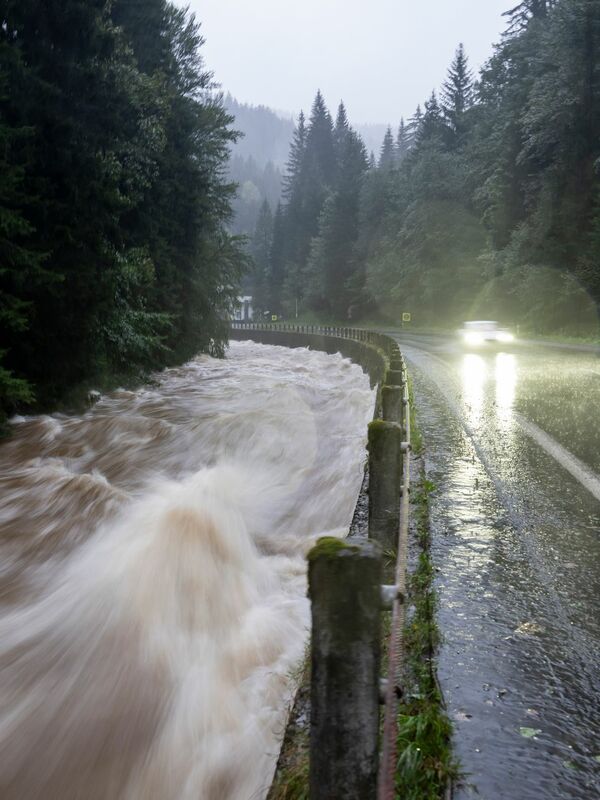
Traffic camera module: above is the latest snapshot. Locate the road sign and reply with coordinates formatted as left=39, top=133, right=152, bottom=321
left=271, top=314, right=278, bottom=322
left=402, top=312, right=411, bottom=323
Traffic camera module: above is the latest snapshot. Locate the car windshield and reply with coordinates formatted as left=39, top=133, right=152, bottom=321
left=463, top=321, right=499, bottom=330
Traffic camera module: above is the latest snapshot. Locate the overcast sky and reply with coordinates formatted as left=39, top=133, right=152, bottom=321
left=180, top=0, right=510, bottom=125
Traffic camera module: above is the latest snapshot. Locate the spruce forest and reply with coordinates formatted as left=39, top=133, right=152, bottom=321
left=249, top=0, right=600, bottom=335
left=2, top=0, right=600, bottom=424
left=0, top=1, right=244, bottom=423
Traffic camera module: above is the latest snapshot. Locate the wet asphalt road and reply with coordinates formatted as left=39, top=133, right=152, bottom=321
left=387, top=332, right=600, bottom=799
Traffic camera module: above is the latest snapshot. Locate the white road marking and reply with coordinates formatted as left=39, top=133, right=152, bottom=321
left=513, top=413, right=600, bottom=503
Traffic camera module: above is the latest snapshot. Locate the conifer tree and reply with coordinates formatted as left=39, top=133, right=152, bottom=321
left=250, top=200, right=273, bottom=314
left=111, top=0, right=169, bottom=73
left=418, top=92, right=448, bottom=144
left=0, top=62, right=39, bottom=419
left=396, top=118, right=410, bottom=161
left=0, top=0, right=244, bottom=418
left=304, top=90, right=336, bottom=188
left=334, top=102, right=350, bottom=152
left=379, top=126, right=396, bottom=169
left=407, top=104, right=423, bottom=147
left=441, top=44, right=474, bottom=136
left=280, top=90, right=336, bottom=301
left=503, top=0, right=556, bottom=34
left=306, top=130, right=368, bottom=315
left=283, top=111, right=307, bottom=200
left=269, top=202, right=287, bottom=315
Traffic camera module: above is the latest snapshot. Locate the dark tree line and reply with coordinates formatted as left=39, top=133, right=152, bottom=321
left=0, top=0, right=244, bottom=423
left=250, top=0, right=600, bottom=333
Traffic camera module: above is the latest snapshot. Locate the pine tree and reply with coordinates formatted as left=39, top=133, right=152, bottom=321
left=304, top=90, right=336, bottom=188
left=0, top=0, right=244, bottom=415
left=418, top=92, right=448, bottom=145
left=0, top=56, right=39, bottom=419
left=503, top=1, right=557, bottom=34
left=334, top=102, right=350, bottom=150
left=407, top=104, right=423, bottom=147
left=269, top=202, right=287, bottom=315
left=379, top=126, right=396, bottom=169
left=280, top=90, right=336, bottom=304
left=396, top=118, right=410, bottom=161
left=283, top=111, right=307, bottom=200
left=250, top=200, right=273, bottom=314
left=306, top=130, right=368, bottom=315
left=441, top=44, right=474, bottom=136
left=111, top=0, right=169, bottom=73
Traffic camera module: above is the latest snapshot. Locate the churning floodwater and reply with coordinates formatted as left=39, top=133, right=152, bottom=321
left=0, top=340, right=375, bottom=800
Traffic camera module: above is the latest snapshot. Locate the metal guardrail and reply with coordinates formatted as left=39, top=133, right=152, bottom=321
left=230, top=321, right=412, bottom=800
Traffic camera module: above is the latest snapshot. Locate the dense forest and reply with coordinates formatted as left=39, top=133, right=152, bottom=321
left=0, top=0, right=244, bottom=423
left=249, top=0, right=600, bottom=333
left=225, top=97, right=389, bottom=239
left=2, top=0, right=599, bottom=423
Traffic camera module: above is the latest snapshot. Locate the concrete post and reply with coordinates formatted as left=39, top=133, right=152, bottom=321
left=382, top=385, right=403, bottom=424
left=368, top=420, right=402, bottom=551
left=385, top=368, right=404, bottom=387
left=308, top=537, right=382, bottom=800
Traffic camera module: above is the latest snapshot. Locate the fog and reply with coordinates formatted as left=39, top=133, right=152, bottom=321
left=182, top=0, right=510, bottom=123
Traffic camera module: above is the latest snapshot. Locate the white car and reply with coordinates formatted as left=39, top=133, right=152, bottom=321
left=459, top=320, right=514, bottom=346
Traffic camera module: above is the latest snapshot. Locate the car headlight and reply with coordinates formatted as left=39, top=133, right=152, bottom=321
left=464, top=332, right=484, bottom=345
left=497, top=331, right=514, bottom=343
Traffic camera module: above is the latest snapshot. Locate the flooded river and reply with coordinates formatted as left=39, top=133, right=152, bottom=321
left=0, top=340, right=374, bottom=800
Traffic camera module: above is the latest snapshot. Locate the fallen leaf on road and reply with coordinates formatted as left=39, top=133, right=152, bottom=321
left=515, top=621, right=544, bottom=635
left=519, top=727, right=541, bottom=738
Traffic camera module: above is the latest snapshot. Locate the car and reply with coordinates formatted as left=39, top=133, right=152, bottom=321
left=459, top=320, right=514, bottom=346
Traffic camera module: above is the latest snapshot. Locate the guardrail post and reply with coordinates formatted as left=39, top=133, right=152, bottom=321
left=385, top=368, right=404, bottom=387
left=382, top=385, right=403, bottom=424
left=368, top=420, right=402, bottom=551
left=309, top=537, right=382, bottom=800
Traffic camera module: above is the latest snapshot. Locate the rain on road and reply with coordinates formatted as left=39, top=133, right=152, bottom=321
left=389, top=332, right=600, bottom=799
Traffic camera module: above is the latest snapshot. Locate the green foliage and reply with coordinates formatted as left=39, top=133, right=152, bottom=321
left=0, top=0, right=244, bottom=419
left=263, top=3, right=600, bottom=333
left=396, top=473, right=459, bottom=800
left=250, top=199, right=274, bottom=313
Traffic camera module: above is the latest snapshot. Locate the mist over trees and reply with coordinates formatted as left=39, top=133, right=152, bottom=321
left=249, top=0, right=600, bottom=332
left=0, top=1, right=244, bottom=423
left=224, top=95, right=391, bottom=239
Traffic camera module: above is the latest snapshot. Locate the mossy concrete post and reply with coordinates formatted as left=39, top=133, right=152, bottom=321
left=382, top=384, right=403, bottom=424
left=308, top=537, right=382, bottom=800
left=368, top=420, right=402, bottom=550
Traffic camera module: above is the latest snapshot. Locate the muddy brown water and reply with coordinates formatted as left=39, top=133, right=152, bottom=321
left=0, top=341, right=374, bottom=800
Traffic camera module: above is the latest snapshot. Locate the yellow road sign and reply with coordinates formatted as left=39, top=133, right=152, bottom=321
left=402, top=312, right=411, bottom=322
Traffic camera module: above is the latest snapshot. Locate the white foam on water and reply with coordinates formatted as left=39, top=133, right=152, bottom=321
left=0, top=341, right=374, bottom=799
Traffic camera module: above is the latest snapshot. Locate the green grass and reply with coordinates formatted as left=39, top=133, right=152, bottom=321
left=394, top=474, right=459, bottom=799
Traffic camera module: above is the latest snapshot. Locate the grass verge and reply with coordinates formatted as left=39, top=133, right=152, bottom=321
left=394, top=473, right=459, bottom=799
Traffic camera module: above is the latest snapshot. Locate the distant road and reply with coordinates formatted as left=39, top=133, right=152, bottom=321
left=386, top=331, right=600, bottom=799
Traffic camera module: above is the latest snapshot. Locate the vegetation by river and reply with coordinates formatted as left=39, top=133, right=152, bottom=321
left=0, top=1, right=245, bottom=424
